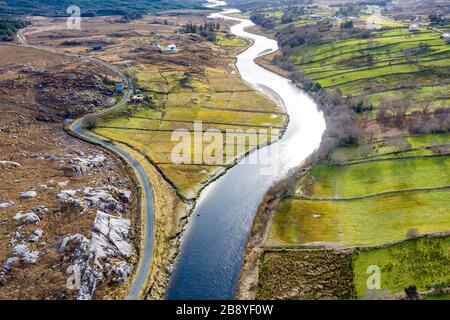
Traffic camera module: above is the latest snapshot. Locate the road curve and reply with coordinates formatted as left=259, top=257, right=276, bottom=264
left=68, top=65, right=156, bottom=301
left=16, top=30, right=156, bottom=300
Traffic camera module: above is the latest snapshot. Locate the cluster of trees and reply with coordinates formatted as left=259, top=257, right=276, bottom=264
left=183, top=21, right=220, bottom=42
left=340, top=20, right=354, bottom=29
left=408, top=107, right=450, bottom=135
left=250, top=13, right=276, bottom=29
left=332, top=2, right=360, bottom=17
left=313, top=90, right=363, bottom=162
left=429, top=14, right=450, bottom=26
left=376, top=99, right=410, bottom=128
left=0, top=17, right=30, bottom=41
left=275, top=23, right=328, bottom=48
left=376, top=100, right=450, bottom=134
left=280, top=5, right=306, bottom=24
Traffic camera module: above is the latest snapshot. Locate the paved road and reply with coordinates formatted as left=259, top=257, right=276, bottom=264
left=16, top=30, right=156, bottom=300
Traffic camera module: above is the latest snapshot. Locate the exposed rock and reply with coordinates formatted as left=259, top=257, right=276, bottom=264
left=58, top=181, right=69, bottom=188
left=83, top=186, right=129, bottom=213
left=61, top=190, right=78, bottom=197
left=0, top=161, right=21, bottom=167
left=0, top=201, right=14, bottom=209
left=23, top=212, right=40, bottom=224
left=28, top=229, right=44, bottom=242
left=12, top=244, right=39, bottom=264
left=3, top=257, right=18, bottom=272
left=118, top=190, right=131, bottom=203
left=59, top=233, right=89, bottom=255
left=13, top=211, right=40, bottom=224
left=13, top=212, right=23, bottom=221
left=20, top=190, right=38, bottom=200
left=91, top=211, right=132, bottom=259
left=57, top=192, right=87, bottom=212
left=31, top=205, right=48, bottom=214
left=58, top=210, right=133, bottom=300
left=109, top=261, right=133, bottom=284
left=69, top=154, right=106, bottom=175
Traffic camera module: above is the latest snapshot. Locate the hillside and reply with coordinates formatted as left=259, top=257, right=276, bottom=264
left=0, top=0, right=205, bottom=16
left=237, top=0, right=450, bottom=301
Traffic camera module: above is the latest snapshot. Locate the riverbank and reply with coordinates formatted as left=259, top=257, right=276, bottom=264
left=166, top=2, right=325, bottom=299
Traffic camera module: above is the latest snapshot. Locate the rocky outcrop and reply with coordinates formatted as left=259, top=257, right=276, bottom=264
left=57, top=186, right=131, bottom=215
left=19, top=191, right=37, bottom=200
left=59, top=210, right=134, bottom=300
left=12, top=244, right=39, bottom=264
left=28, top=229, right=44, bottom=243
left=0, top=201, right=14, bottom=209
left=0, top=161, right=21, bottom=167
left=69, top=154, right=106, bottom=175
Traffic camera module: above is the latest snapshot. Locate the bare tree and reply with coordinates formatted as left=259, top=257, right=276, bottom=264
left=83, top=114, right=99, bottom=130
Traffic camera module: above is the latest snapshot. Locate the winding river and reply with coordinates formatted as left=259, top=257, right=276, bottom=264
left=166, top=0, right=326, bottom=300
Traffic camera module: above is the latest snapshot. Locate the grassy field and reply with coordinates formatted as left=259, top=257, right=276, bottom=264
left=291, top=28, right=450, bottom=110
left=94, top=35, right=287, bottom=200
left=268, top=189, right=450, bottom=247
left=267, top=147, right=450, bottom=247
left=361, top=15, right=405, bottom=29
left=353, top=237, right=450, bottom=299
left=329, top=133, right=450, bottom=163
left=295, top=156, right=450, bottom=199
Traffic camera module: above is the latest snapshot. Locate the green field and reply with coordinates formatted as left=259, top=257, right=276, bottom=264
left=353, top=237, right=450, bottom=299
left=268, top=189, right=450, bottom=247
left=296, top=156, right=450, bottom=199
left=291, top=28, right=450, bottom=109
left=330, top=133, right=450, bottom=163
left=267, top=152, right=450, bottom=247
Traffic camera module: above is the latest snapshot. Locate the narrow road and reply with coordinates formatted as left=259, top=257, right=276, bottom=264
left=16, top=30, right=155, bottom=300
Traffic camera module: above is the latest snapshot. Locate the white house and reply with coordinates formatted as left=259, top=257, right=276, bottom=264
left=131, top=95, right=144, bottom=103
left=409, top=24, right=421, bottom=32
left=165, top=44, right=177, bottom=53
left=440, top=33, right=450, bottom=40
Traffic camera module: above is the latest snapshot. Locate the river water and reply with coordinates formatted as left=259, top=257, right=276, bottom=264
left=166, top=0, right=326, bottom=300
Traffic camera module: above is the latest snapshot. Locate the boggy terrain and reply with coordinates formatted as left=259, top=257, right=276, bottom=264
left=18, top=10, right=288, bottom=298
left=0, top=44, right=138, bottom=299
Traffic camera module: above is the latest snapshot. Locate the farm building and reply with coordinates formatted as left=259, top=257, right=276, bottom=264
left=440, top=33, right=450, bottom=40
left=409, top=24, right=421, bottom=32
left=92, top=45, right=103, bottom=51
left=131, top=95, right=144, bottom=103
left=123, top=60, right=133, bottom=67
left=309, top=15, right=322, bottom=20
left=165, top=44, right=177, bottom=53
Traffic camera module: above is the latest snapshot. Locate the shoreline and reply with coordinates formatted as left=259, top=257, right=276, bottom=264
left=157, top=36, right=291, bottom=300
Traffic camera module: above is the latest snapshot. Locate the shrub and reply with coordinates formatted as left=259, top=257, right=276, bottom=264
left=83, top=114, right=99, bottom=130
left=404, top=285, right=420, bottom=300
left=406, top=228, right=419, bottom=239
